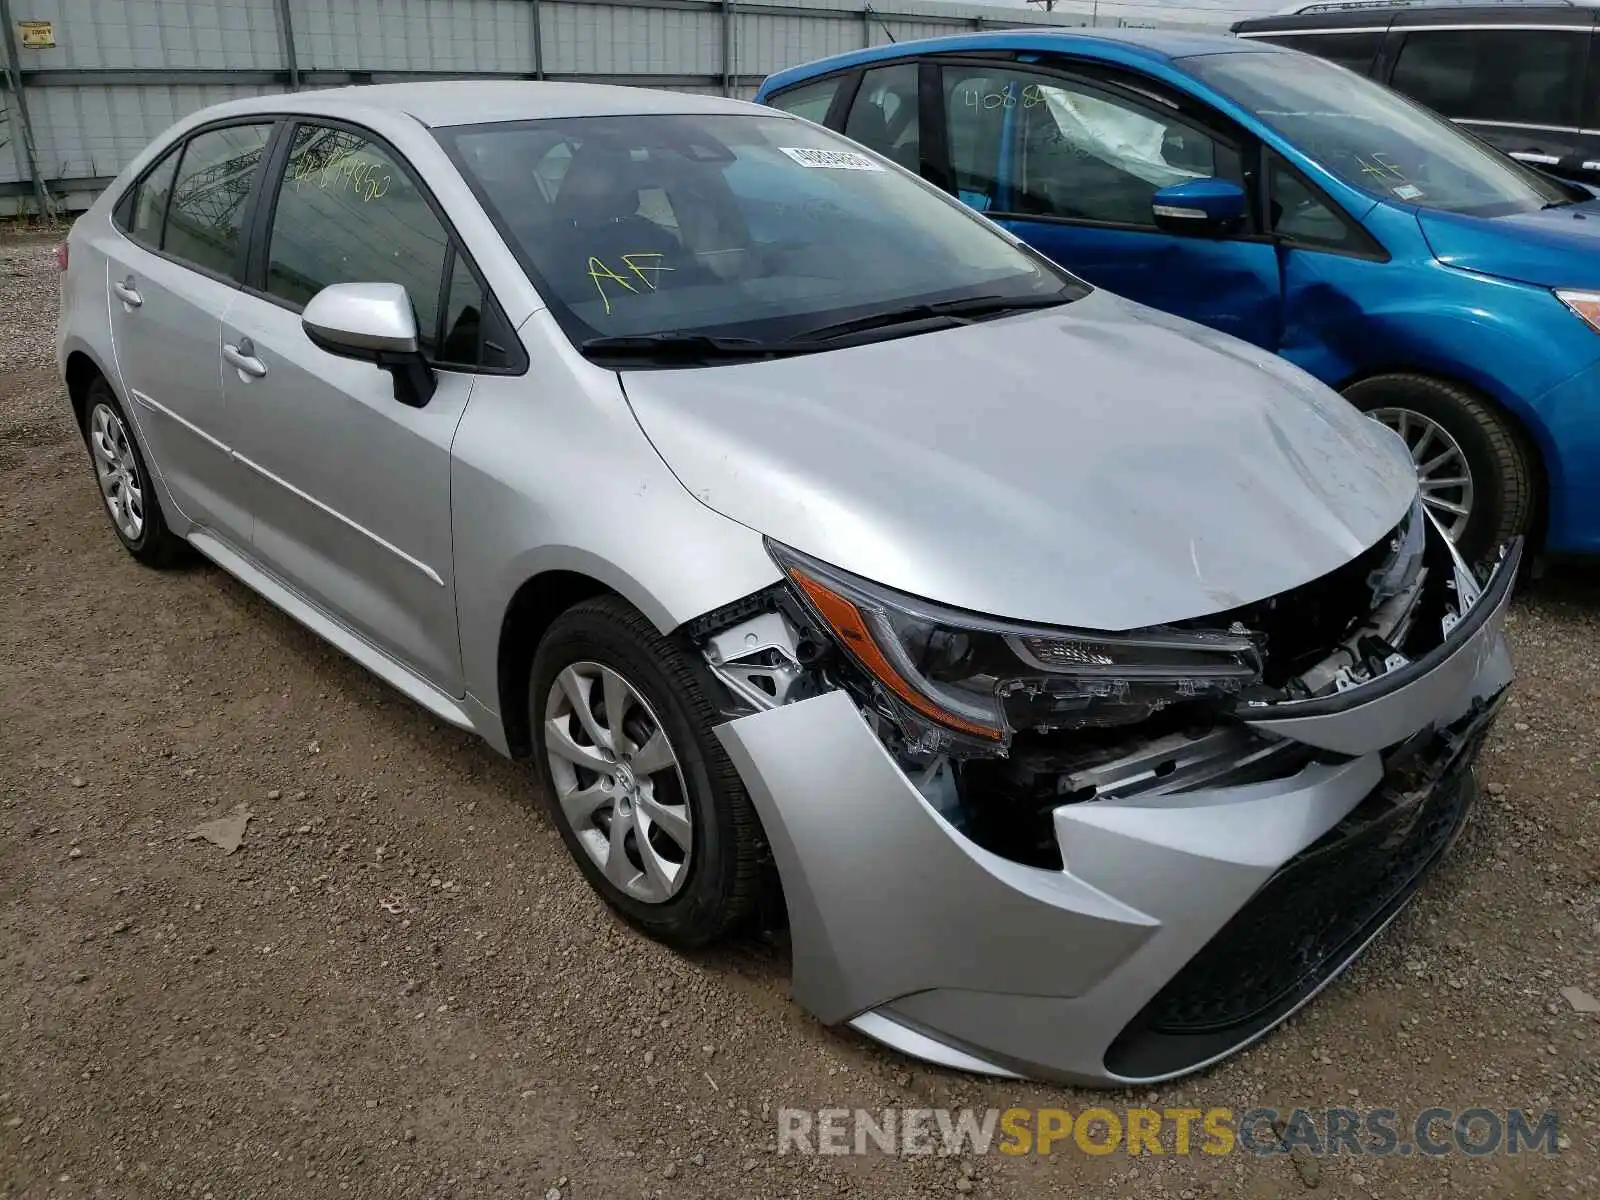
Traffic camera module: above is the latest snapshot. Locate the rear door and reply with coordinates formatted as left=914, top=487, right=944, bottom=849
left=1385, top=22, right=1594, bottom=180
left=223, top=120, right=499, bottom=694
left=932, top=58, right=1285, bottom=349
left=103, top=120, right=275, bottom=547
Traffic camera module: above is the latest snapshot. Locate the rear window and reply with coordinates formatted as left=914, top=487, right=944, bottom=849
left=440, top=111, right=1081, bottom=347
left=122, top=146, right=182, bottom=246
left=766, top=76, right=845, bottom=124
left=1251, top=31, right=1383, bottom=75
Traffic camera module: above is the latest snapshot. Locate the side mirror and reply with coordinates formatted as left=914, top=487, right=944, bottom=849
left=302, top=282, right=436, bottom=408
left=1150, top=178, right=1248, bottom=237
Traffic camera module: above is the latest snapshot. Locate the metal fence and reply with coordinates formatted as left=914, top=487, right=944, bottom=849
left=0, top=0, right=1129, bottom=215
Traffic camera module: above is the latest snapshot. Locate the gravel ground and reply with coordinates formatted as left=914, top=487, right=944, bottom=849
left=2, top=229, right=1597, bottom=1199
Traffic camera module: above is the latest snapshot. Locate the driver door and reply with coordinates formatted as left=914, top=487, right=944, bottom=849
left=937, top=60, right=1285, bottom=350
left=224, top=122, right=481, bottom=694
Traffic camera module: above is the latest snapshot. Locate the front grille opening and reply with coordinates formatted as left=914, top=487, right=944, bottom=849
left=1185, top=528, right=1396, bottom=688
left=953, top=714, right=1317, bottom=870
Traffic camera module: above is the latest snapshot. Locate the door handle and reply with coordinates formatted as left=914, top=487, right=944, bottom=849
left=113, top=277, right=143, bottom=308
left=222, top=337, right=267, bottom=379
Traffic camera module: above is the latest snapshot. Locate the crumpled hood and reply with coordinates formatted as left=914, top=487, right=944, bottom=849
left=622, top=291, right=1418, bottom=631
left=1418, top=200, right=1600, bottom=288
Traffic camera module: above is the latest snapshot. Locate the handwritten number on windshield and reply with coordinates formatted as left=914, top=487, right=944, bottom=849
left=588, top=252, right=673, bottom=315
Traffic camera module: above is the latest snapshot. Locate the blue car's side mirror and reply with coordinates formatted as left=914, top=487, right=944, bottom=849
left=1150, top=178, right=1248, bottom=236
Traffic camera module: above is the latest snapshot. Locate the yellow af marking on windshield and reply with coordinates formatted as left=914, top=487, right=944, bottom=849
left=588, top=253, right=673, bottom=314
left=588, top=257, right=638, bottom=315
left=621, top=252, right=672, bottom=290
left=1356, top=153, right=1407, bottom=183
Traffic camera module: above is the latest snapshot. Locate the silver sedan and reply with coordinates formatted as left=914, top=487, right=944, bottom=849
left=57, top=81, right=1517, bottom=1085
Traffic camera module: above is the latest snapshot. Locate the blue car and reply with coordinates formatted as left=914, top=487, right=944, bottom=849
left=757, top=30, right=1600, bottom=562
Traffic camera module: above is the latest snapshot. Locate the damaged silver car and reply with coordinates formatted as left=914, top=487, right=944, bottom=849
left=59, top=82, right=1516, bottom=1086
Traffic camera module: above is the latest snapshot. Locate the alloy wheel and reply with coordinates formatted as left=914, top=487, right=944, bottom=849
left=88, top=402, right=145, bottom=542
left=1369, top=406, right=1474, bottom=542
left=544, top=661, right=693, bottom=904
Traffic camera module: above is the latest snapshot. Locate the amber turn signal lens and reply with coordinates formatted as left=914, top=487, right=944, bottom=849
left=1555, top=289, right=1600, bottom=334
left=788, top=568, right=1003, bottom=741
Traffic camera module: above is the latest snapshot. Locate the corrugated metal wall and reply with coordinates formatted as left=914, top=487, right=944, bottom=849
left=0, top=0, right=1161, bottom=213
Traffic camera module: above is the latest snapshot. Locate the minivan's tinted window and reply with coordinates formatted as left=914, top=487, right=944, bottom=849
left=442, top=113, right=1081, bottom=349
left=163, top=123, right=273, bottom=276
left=265, top=124, right=448, bottom=352
left=1186, top=50, right=1579, bottom=217
left=1390, top=29, right=1587, bottom=129
left=126, top=146, right=181, bottom=246
left=1256, top=32, right=1382, bottom=75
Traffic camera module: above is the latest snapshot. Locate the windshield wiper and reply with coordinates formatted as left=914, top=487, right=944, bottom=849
left=579, top=333, right=825, bottom=363
left=788, top=292, right=1074, bottom=344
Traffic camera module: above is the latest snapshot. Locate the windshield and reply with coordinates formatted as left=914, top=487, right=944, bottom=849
left=1184, top=50, right=1581, bottom=217
left=439, top=112, right=1083, bottom=353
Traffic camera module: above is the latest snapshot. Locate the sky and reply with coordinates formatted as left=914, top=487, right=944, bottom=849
left=981, top=0, right=1286, bottom=31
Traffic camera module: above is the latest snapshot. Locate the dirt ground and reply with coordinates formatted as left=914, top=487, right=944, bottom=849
left=2, top=230, right=1597, bottom=1199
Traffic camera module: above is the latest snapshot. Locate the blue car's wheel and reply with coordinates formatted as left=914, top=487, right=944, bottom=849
left=1345, top=374, right=1534, bottom=563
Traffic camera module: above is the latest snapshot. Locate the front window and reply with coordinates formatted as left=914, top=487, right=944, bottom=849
left=439, top=112, right=1081, bottom=353
left=942, top=63, right=1241, bottom=227
left=266, top=125, right=449, bottom=350
left=1185, top=49, right=1581, bottom=217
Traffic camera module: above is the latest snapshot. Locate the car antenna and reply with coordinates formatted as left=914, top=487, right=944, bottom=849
left=863, top=3, right=896, bottom=43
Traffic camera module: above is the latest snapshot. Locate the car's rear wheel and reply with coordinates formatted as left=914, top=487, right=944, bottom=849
left=81, top=376, right=186, bottom=567
left=1344, top=373, right=1533, bottom=563
left=529, top=595, right=762, bottom=948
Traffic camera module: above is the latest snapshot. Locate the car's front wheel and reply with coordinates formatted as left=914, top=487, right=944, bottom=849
left=1344, top=373, right=1534, bottom=563
left=529, top=596, right=763, bottom=948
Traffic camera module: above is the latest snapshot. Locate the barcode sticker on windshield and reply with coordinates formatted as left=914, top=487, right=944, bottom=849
left=1392, top=183, right=1424, bottom=201
left=779, top=147, right=884, bottom=171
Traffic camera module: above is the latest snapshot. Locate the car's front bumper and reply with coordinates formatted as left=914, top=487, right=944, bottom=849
left=714, top=542, right=1517, bottom=1086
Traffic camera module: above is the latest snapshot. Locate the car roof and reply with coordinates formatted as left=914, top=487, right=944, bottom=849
left=190, top=80, right=764, bottom=130
left=758, top=28, right=1269, bottom=95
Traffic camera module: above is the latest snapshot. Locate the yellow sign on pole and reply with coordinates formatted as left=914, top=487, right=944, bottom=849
left=18, top=20, right=56, bottom=49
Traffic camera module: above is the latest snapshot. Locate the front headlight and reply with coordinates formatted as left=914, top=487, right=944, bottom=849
left=768, top=541, right=1263, bottom=754
left=1555, top=288, right=1600, bottom=334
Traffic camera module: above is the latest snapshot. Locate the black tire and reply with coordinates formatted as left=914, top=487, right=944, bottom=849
left=79, top=375, right=188, bottom=568
left=529, top=595, right=762, bottom=948
left=1343, top=373, right=1534, bottom=563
